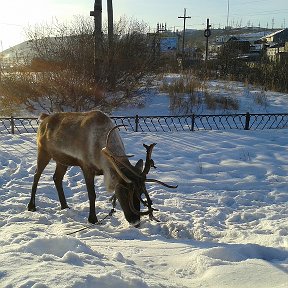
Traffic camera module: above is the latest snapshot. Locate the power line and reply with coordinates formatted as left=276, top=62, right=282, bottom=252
left=233, top=0, right=272, bottom=6
left=231, top=8, right=288, bottom=17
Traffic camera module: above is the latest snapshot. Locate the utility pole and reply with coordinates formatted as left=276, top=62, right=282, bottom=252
left=90, top=0, right=102, bottom=78
left=107, top=0, right=113, bottom=46
left=178, top=8, right=191, bottom=57
left=226, top=0, right=230, bottom=28
left=107, top=0, right=114, bottom=87
left=204, top=18, right=212, bottom=61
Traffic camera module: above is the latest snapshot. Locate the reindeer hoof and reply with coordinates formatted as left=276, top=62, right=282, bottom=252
left=129, top=219, right=140, bottom=228
left=133, top=222, right=140, bottom=228
left=61, top=205, right=70, bottom=210
left=27, top=204, right=36, bottom=212
left=88, top=215, right=98, bottom=224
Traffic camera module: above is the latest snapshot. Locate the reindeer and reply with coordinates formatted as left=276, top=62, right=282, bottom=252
left=28, top=110, right=176, bottom=225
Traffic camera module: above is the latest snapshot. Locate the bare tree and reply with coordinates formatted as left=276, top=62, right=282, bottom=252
left=0, top=16, right=156, bottom=115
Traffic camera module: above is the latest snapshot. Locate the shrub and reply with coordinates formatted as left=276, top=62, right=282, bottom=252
left=160, top=73, right=239, bottom=114
left=0, top=16, right=156, bottom=115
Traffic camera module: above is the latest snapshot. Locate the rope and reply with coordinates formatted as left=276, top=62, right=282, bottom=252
left=66, top=195, right=117, bottom=236
left=66, top=208, right=116, bottom=236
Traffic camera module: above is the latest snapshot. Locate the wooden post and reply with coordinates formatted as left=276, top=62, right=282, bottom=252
left=107, top=0, right=113, bottom=47
left=107, top=0, right=115, bottom=87
left=90, top=0, right=103, bottom=79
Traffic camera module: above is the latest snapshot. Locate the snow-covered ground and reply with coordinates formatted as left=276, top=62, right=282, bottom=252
left=0, top=77, right=288, bottom=287
left=1, top=130, right=288, bottom=287
left=114, top=75, right=288, bottom=116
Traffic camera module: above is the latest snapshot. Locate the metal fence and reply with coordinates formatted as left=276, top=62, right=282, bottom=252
left=1, top=113, right=288, bottom=134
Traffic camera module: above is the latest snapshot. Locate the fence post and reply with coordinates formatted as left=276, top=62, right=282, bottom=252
left=191, top=114, right=195, bottom=131
left=245, top=112, right=250, bottom=130
left=135, top=114, right=139, bottom=132
left=10, top=116, right=15, bottom=134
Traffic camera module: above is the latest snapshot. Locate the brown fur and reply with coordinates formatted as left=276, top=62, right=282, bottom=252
left=28, top=110, right=128, bottom=224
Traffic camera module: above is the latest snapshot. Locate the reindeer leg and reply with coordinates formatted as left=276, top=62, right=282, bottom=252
left=28, top=150, right=51, bottom=212
left=82, top=166, right=98, bottom=224
left=53, top=163, right=69, bottom=210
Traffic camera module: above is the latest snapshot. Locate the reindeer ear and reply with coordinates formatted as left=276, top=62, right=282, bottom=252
left=135, top=159, right=144, bottom=172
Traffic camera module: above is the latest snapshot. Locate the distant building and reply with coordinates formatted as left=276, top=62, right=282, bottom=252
left=212, top=30, right=273, bottom=60
left=266, top=42, right=288, bottom=61
left=160, top=37, right=178, bottom=53
left=211, top=29, right=288, bottom=61
left=262, top=28, right=288, bottom=44
left=147, top=26, right=179, bottom=58
left=262, top=29, right=288, bottom=61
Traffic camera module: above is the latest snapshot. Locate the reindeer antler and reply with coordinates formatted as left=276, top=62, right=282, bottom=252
left=142, top=143, right=157, bottom=177
left=145, top=179, right=178, bottom=189
left=141, top=143, right=178, bottom=189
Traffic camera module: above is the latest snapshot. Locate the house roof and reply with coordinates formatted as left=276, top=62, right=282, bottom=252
left=216, top=30, right=274, bottom=44
left=261, top=28, right=288, bottom=40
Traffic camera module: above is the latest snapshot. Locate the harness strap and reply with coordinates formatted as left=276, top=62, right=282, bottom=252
left=66, top=194, right=117, bottom=235
left=97, top=194, right=117, bottom=224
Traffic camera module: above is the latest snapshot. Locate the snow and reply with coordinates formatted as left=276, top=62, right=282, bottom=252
left=115, top=75, right=288, bottom=116
left=1, top=77, right=288, bottom=287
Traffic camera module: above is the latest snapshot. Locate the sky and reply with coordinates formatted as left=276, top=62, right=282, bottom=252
left=0, top=0, right=287, bottom=50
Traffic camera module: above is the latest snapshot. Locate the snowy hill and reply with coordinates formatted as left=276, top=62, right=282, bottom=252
left=0, top=40, right=35, bottom=68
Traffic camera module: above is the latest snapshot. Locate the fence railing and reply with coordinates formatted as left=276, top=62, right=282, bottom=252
left=1, top=113, right=288, bottom=134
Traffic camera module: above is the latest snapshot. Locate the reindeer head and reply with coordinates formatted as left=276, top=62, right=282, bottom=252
left=101, top=125, right=177, bottom=226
